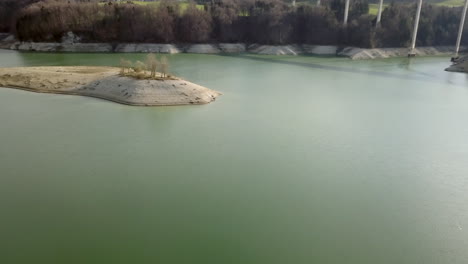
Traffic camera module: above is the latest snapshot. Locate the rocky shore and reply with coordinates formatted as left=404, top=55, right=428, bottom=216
left=337, top=46, right=464, bottom=60
left=0, top=66, right=221, bottom=106
left=0, top=33, right=463, bottom=60
left=445, top=55, right=468, bottom=73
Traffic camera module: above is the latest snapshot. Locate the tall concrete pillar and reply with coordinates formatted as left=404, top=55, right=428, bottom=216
left=409, top=0, right=423, bottom=56
left=344, top=0, right=350, bottom=26
left=376, top=0, right=384, bottom=27
left=454, top=0, right=468, bottom=58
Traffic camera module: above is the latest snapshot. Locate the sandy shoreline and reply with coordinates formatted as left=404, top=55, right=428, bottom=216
left=0, top=66, right=221, bottom=106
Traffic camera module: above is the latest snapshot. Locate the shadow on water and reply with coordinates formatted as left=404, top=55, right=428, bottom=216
left=217, top=53, right=448, bottom=84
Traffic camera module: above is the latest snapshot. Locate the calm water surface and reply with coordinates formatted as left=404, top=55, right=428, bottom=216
left=1, top=50, right=468, bottom=264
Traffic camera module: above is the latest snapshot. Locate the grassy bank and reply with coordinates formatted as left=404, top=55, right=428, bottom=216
left=368, top=0, right=463, bottom=16
left=119, top=1, right=205, bottom=11
left=435, top=0, right=464, bottom=6
left=368, top=3, right=388, bottom=15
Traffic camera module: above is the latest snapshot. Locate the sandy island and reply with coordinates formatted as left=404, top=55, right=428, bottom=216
left=0, top=66, right=221, bottom=106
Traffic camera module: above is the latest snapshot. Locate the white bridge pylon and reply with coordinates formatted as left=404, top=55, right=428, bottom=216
left=454, top=0, right=468, bottom=59
left=376, top=0, right=384, bottom=26
left=409, top=0, right=423, bottom=56
left=341, top=0, right=466, bottom=57
left=342, top=0, right=384, bottom=26
left=344, top=0, right=350, bottom=25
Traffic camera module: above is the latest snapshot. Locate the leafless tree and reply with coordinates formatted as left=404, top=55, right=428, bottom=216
left=145, top=53, right=159, bottom=78
left=160, top=56, right=169, bottom=78
left=178, top=3, right=212, bottom=43
left=120, top=58, right=133, bottom=74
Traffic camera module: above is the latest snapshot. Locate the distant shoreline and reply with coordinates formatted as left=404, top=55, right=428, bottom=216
left=0, top=38, right=464, bottom=60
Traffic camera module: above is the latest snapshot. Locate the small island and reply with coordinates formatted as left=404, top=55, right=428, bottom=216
left=0, top=57, right=220, bottom=106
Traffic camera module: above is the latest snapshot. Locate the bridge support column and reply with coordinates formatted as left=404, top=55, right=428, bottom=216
left=454, top=0, right=468, bottom=60
left=344, top=0, right=350, bottom=26
left=409, top=0, right=423, bottom=57
left=376, top=0, right=384, bottom=27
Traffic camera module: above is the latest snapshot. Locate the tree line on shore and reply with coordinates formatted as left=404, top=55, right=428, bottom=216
left=0, top=0, right=466, bottom=48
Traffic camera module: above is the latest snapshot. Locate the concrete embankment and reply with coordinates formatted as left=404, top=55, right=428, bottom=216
left=337, top=46, right=463, bottom=60
left=0, top=66, right=221, bottom=106
left=1, top=42, right=249, bottom=54
left=445, top=55, right=468, bottom=73
left=0, top=34, right=463, bottom=59
left=0, top=40, right=339, bottom=56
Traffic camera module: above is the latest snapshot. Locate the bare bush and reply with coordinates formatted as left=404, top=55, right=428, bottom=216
left=120, top=55, right=171, bottom=80
left=120, top=59, right=133, bottom=74
left=133, top=61, right=146, bottom=73
left=145, top=53, right=159, bottom=78
left=160, top=56, right=169, bottom=78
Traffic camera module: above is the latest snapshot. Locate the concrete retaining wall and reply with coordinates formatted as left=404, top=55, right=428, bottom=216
left=0, top=34, right=462, bottom=59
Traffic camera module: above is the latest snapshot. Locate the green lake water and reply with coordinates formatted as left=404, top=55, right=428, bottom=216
left=1, top=50, right=468, bottom=263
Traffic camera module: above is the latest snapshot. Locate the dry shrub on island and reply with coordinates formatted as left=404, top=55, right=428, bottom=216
left=146, top=54, right=158, bottom=78
left=119, top=54, right=174, bottom=80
